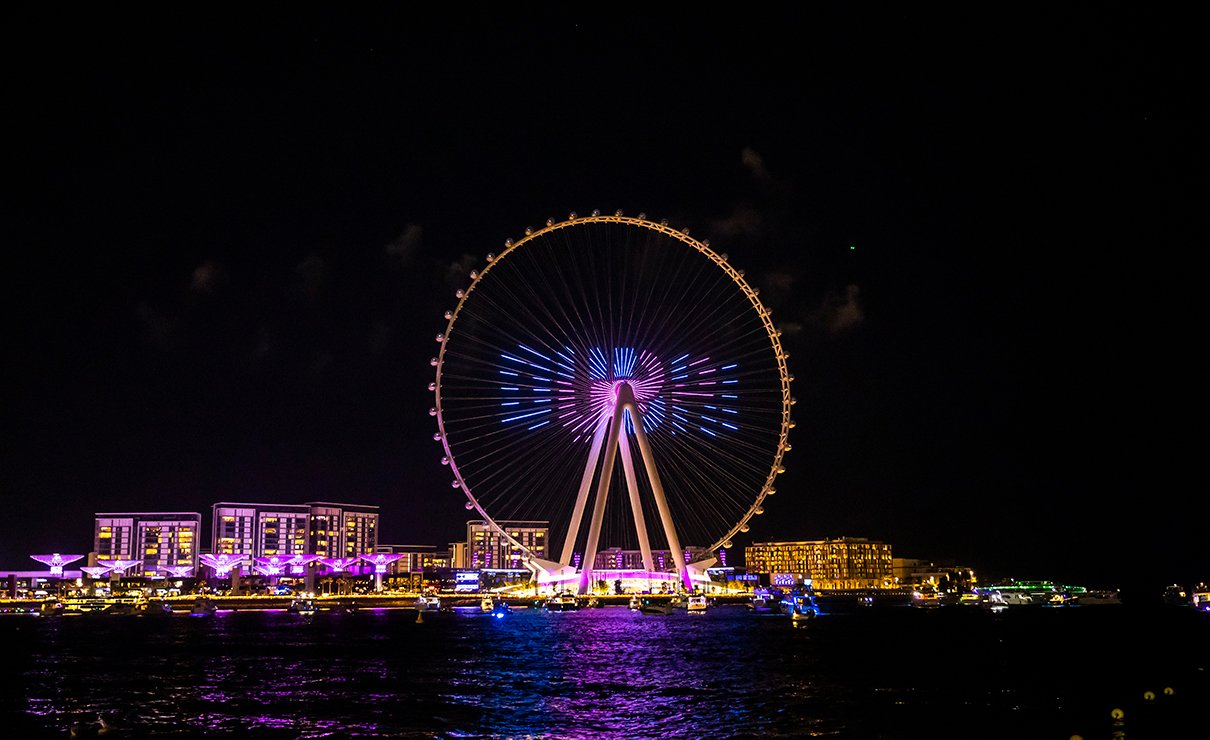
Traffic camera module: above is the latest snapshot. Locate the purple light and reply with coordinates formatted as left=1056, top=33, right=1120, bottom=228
left=103, top=559, right=144, bottom=575
left=358, top=553, right=404, bottom=574
left=319, top=557, right=360, bottom=573
left=199, top=553, right=248, bottom=576
left=80, top=566, right=112, bottom=578
left=161, top=566, right=194, bottom=578
left=31, top=553, right=85, bottom=576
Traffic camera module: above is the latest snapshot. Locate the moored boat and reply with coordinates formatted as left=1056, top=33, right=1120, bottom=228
left=685, top=595, right=708, bottom=612
left=782, top=593, right=821, bottom=621
left=415, top=595, right=442, bottom=611
left=638, top=598, right=673, bottom=616
left=189, top=597, right=217, bottom=616
left=542, top=592, right=580, bottom=612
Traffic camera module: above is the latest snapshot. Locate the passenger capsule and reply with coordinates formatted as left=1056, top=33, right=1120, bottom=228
left=441, top=456, right=449, bottom=465
left=444, top=310, right=453, bottom=320
left=546, top=218, right=554, bottom=226
left=430, top=357, right=438, bottom=366
left=766, top=488, right=776, bottom=495
left=451, top=480, right=461, bottom=488
left=614, top=209, right=623, bottom=216
left=568, top=211, right=577, bottom=219
left=486, top=253, right=495, bottom=261
left=427, top=382, right=436, bottom=391
left=435, top=334, right=444, bottom=342
left=433, top=433, right=443, bottom=441
left=638, top=212, right=646, bottom=219
left=465, top=501, right=475, bottom=510
left=740, top=525, right=750, bottom=533
left=428, top=408, right=437, bottom=416
left=722, top=541, right=733, bottom=549
left=591, top=209, right=600, bottom=216
left=469, top=270, right=478, bottom=279
left=524, top=227, right=532, bottom=235
left=754, top=507, right=764, bottom=515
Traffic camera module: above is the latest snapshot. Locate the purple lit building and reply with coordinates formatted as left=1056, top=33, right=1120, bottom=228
left=210, top=501, right=380, bottom=561
left=93, top=512, right=201, bottom=577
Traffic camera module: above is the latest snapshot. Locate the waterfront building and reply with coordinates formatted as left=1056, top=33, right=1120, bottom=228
left=466, top=520, right=548, bottom=570
left=892, top=558, right=978, bottom=592
left=210, top=501, right=379, bottom=560
left=744, top=537, right=894, bottom=589
left=94, top=511, right=201, bottom=577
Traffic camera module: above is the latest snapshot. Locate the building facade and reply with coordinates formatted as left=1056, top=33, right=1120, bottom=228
left=210, top=501, right=379, bottom=560
left=745, top=537, right=894, bottom=589
left=466, top=520, right=548, bottom=570
left=93, top=512, right=201, bottom=577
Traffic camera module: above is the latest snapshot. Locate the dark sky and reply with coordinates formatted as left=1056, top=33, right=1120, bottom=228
left=3, top=7, right=1202, bottom=594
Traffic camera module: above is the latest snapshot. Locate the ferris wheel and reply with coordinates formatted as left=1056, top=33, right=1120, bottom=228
left=430, top=212, right=793, bottom=593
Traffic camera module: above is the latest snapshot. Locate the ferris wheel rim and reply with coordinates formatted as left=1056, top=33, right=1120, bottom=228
left=431, top=212, right=794, bottom=558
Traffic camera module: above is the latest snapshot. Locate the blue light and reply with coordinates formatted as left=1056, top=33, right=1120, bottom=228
left=527, top=420, right=551, bottom=430
left=499, top=370, right=519, bottom=376
left=518, top=344, right=552, bottom=361
left=502, top=408, right=550, bottom=423
left=501, top=402, right=519, bottom=406
left=721, top=364, right=738, bottom=370
left=722, top=379, right=738, bottom=384
left=700, top=426, right=717, bottom=436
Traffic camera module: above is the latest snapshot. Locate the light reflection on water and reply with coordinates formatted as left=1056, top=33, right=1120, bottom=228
left=2, top=604, right=1206, bottom=738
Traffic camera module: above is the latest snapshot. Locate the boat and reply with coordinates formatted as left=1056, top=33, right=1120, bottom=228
left=638, top=598, right=673, bottom=616
left=1074, top=589, right=1122, bottom=606
left=1191, top=584, right=1210, bottom=613
left=748, top=588, right=777, bottom=613
left=289, top=597, right=318, bottom=616
left=782, top=593, right=821, bottom=621
left=628, top=595, right=642, bottom=610
left=189, top=597, right=217, bottom=616
left=542, top=592, right=580, bottom=612
left=685, top=595, right=708, bottom=612
left=480, top=595, right=511, bottom=615
left=415, top=595, right=441, bottom=612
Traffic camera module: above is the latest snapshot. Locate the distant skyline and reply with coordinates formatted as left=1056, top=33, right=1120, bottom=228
left=3, top=7, right=1202, bottom=595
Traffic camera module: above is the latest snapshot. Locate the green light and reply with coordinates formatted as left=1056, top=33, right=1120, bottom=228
left=849, top=244, right=856, bottom=250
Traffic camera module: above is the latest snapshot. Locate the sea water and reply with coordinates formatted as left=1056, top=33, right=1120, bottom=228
left=1, top=603, right=1205, bottom=738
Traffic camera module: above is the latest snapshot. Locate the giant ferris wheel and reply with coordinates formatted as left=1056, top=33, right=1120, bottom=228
left=430, top=212, right=794, bottom=594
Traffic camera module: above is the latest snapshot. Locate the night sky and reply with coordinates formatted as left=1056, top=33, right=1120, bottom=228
left=4, top=7, right=1201, bottom=595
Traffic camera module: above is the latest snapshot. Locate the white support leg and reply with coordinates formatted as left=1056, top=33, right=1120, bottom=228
left=618, top=429, right=655, bottom=572
left=578, top=400, right=627, bottom=594
left=626, top=393, right=690, bottom=591
left=560, top=417, right=610, bottom=566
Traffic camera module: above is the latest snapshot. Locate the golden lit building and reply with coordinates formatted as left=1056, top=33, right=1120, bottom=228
left=744, top=537, right=894, bottom=589
left=93, top=511, right=201, bottom=577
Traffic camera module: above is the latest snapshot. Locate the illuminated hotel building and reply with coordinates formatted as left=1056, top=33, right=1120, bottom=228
left=93, top=512, right=201, bottom=577
left=744, top=537, right=894, bottom=589
left=210, top=501, right=379, bottom=559
left=467, top=520, right=548, bottom=570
